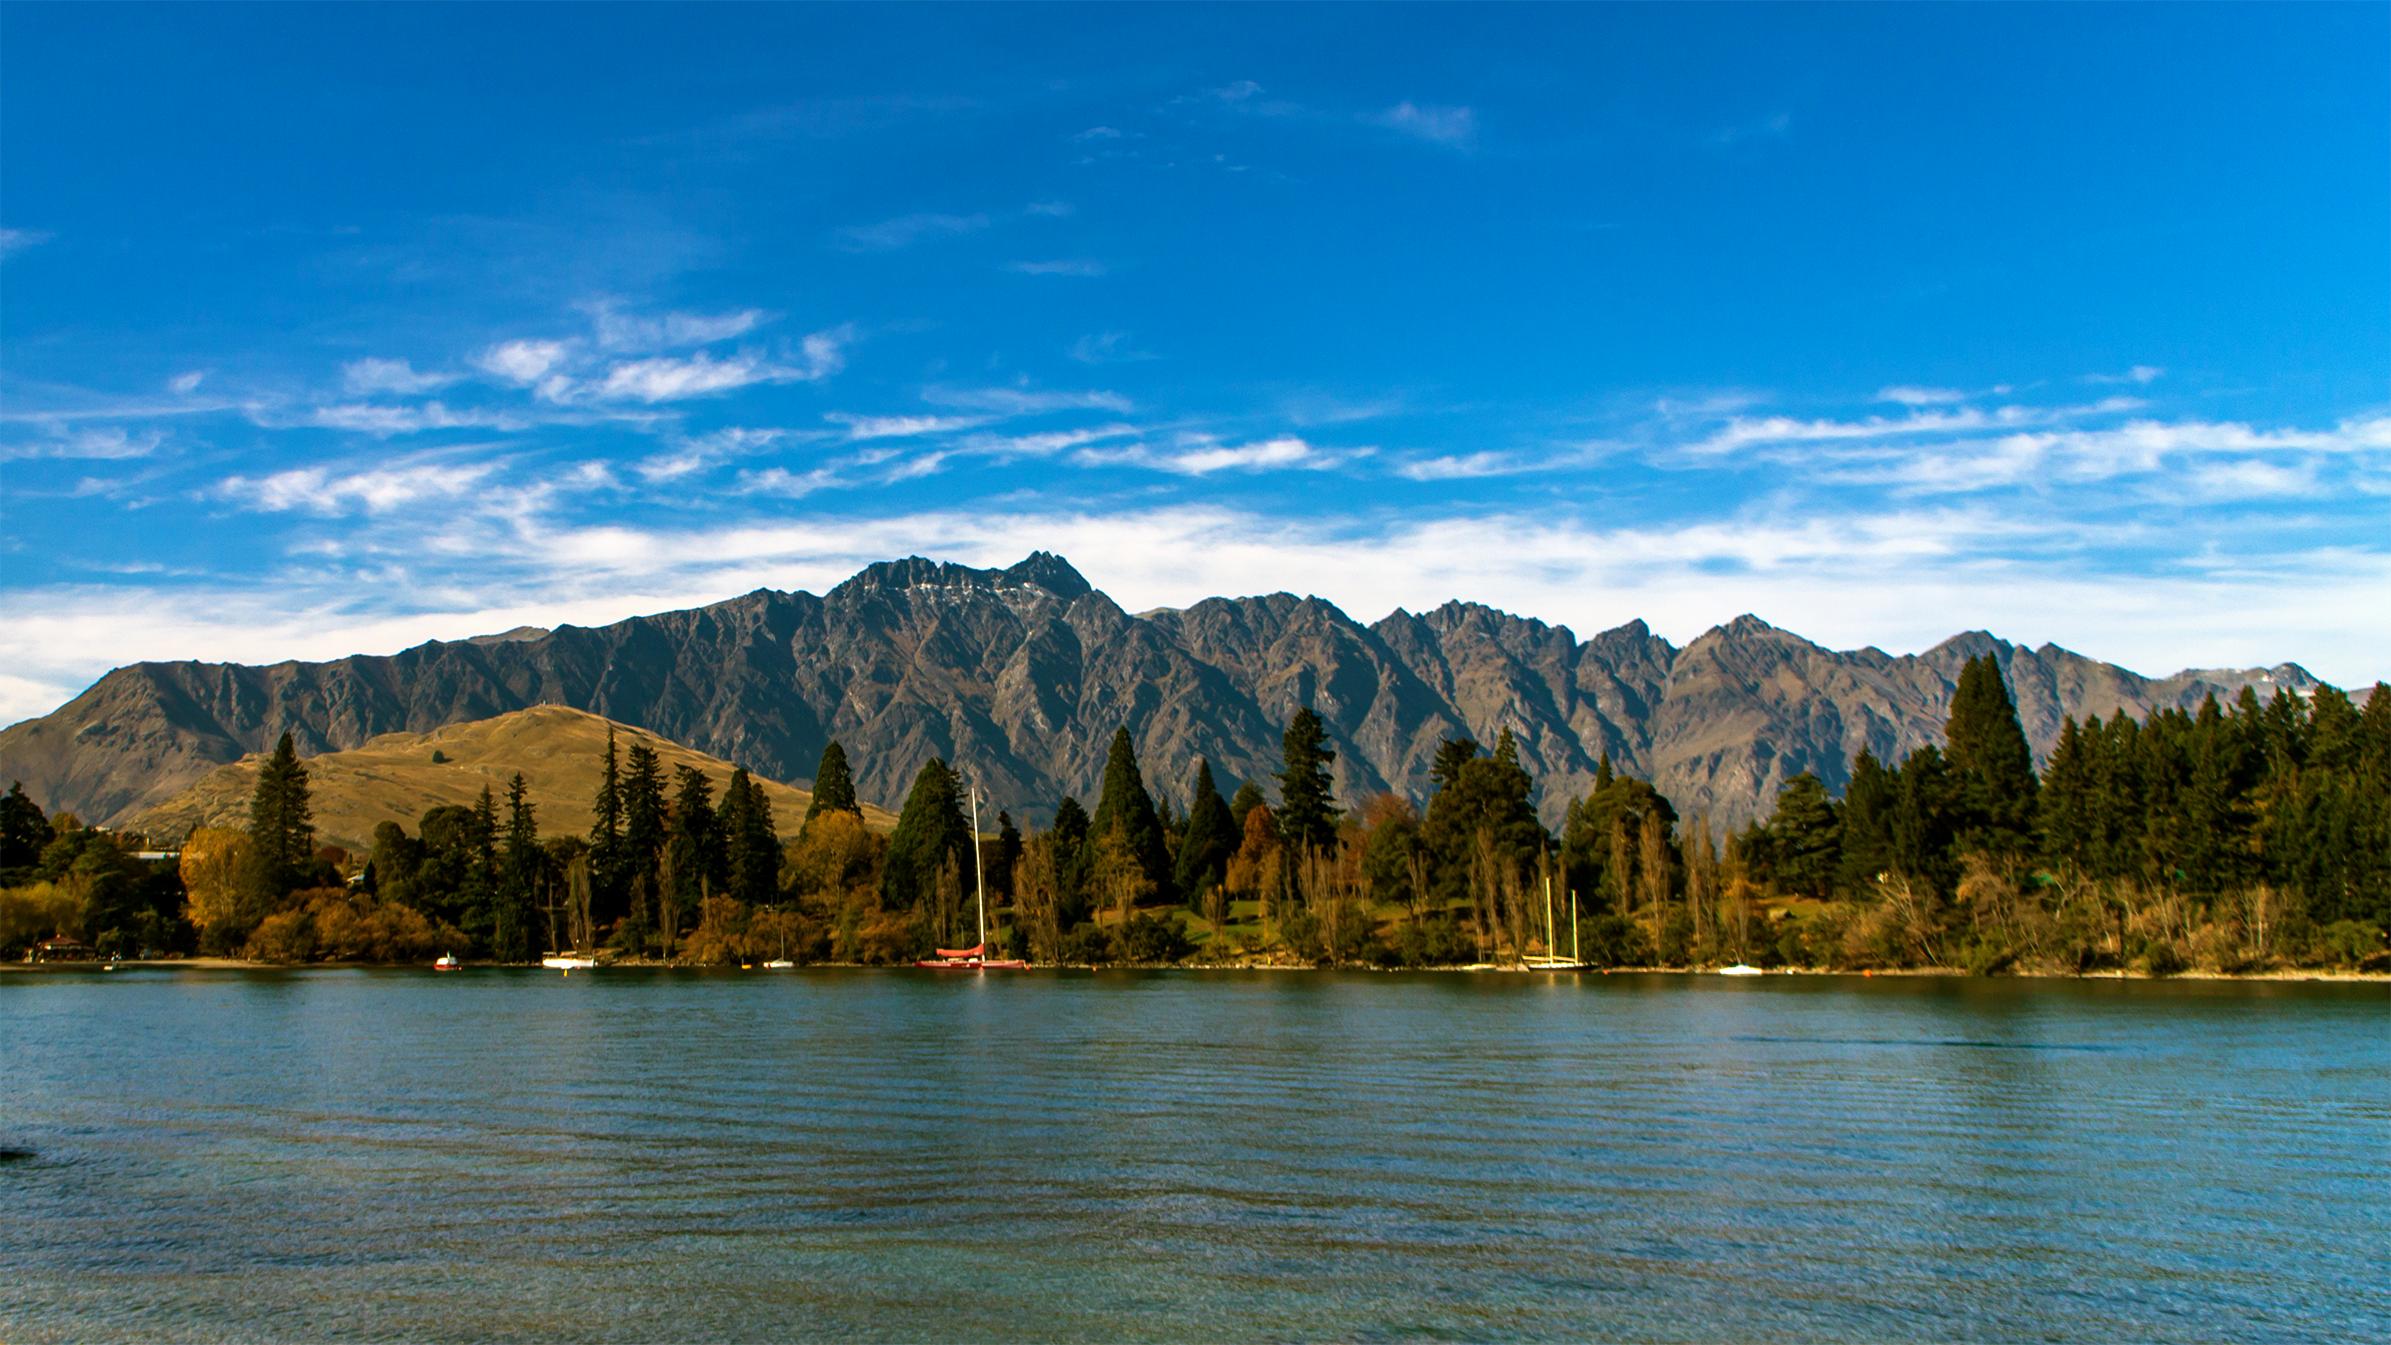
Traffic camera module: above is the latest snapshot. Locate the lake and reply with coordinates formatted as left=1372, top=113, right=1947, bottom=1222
left=2, top=968, right=2385, bottom=1342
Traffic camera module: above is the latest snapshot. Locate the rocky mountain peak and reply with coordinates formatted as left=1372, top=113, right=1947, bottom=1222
left=1001, top=550, right=1093, bottom=600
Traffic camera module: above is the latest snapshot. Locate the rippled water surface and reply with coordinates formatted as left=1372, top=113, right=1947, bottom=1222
left=3, top=968, right=2385, bottom=1342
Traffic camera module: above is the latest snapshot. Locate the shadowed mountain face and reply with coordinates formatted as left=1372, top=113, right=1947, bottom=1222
left=0, top=552, right=2322, bottom=831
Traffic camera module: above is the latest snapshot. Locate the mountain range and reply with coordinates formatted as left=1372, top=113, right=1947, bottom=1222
left=0, top=552, right=2322, bottom=833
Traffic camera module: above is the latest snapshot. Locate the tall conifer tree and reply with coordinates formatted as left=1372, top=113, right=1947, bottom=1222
left=1090, top=726, right=1169, bottom=893
left=808, top=741, right=861, bottom=822
left=1276, top=707, right=1340, bottom=852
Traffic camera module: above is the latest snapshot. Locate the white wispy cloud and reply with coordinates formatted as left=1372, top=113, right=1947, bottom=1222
left=2087, top=364, right=2166, bottom=386
left=341, top=357, right=455, bottom=396
left=587, top=302, right=766, bottom=350
left=168, top=371, right=208, bottom=395
left=1369, top=101, right=1477, bottom=148
left=1078, top=434, right=1351, bottom=476
left=477, top=339, right=571, bottom=384
left=308, top=401, right=527, bottom=435
left=1397, top=450, right=1534, bottom=481
left=1005, top=259, right=1108, bottom=277
left=0, top=227, right=52, bottom=259
left=1876, top=385, right=1970, bottom=406
left=833, top=212, right=989, bottom=252
left=0, top=426, right=166, bottom=462
left=1069, top=331, right=1156, bottom=364
left=923, top=384, right=1133, bottom=415
left=588, top=329, right=849, bottom=403
left=1685, top=408, right=1999, bottom=458
left=827, top=413, right=991, bottom=441
left=595, top=351, right=776, bottom=402
left=1024, top=200, right=1075, bottom=217
left=215, top=458, right=502, bottom=516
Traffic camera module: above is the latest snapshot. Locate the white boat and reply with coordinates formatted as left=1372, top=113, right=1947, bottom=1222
left=762, top=959, right=795, bottom=969
left=1718, top=963, right=1763, bottom=976
left=433, top=953, right=462, bottom=971
left=541, top=954, right=598, bottom=971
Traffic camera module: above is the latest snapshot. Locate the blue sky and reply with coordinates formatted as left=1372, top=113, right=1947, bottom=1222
left=4, top=2, right=2387, bottom=726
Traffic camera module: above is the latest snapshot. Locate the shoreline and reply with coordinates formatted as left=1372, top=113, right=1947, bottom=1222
left=8, top=957, right=2385, bottom=983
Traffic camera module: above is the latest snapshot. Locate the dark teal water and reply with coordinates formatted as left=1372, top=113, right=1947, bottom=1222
left=2, top=969, right=2384, bottom=1343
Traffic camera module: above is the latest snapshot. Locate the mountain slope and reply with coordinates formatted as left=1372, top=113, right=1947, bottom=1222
left=0, top=552, right=2324, bottom=831
left=118, top=705, right=897, bottom=854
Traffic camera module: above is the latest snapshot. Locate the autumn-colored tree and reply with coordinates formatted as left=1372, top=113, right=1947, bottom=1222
left=181, top=826, right=256, bottom=949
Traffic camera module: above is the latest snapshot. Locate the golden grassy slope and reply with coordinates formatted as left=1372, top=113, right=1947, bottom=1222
left=122, top=705, right=895, bottom=853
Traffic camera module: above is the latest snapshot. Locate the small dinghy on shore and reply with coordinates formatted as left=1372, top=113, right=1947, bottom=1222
left=433, top=953, right=462, bottom=971
left=541, top=954, right=598, bottom=972
left=1718, top=964, right=1763, bottom=976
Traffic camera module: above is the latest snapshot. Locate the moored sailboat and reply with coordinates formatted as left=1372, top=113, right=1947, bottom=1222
left=914, top=780, right=1026, bottom=970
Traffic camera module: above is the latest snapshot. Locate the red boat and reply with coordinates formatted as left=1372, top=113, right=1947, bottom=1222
left=914, top=942, right=1028, bottom=971
left=911, top=780, right=1027, bottom=970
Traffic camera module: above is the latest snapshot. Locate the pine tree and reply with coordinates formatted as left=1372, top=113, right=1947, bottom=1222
left=0, top=780, right=47, bottom=873
left=590, top=727, right=625, bottom=916
left=720, top=768, right=781, bottom=907
left=500, top=773, right=541, bottom=961
left=2037, top=718, right=2095, bottom=872
left=1890, top=744, right=1956, bottom=889
left=1173, top=759, right=1237, bottom=901
left=807, top=741, right=861, bottom=822
left=1836, top=747, right=1898, bottom=892
left=1765, top=772, right=1840, bottom=899
left=1090, top=726, right=1169, bottom=895
left=667, top=765, right=721, bottom=917
left=990, top=811, right=1022, bottom=903
left=245, top=731, right=316, bottom=903
left=620, top=743, right=668, bottom=935
left=1051, top=795, right=1093, bottom=928
left=881, top=759, right=969, bottom=911
left=1944, top=654, right=2039, bottom=853
left=1228, top=780, right=1268, bottom=833
left=1276, top=707, right=1340, bottom=852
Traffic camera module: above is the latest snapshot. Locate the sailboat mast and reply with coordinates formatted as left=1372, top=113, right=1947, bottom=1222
left=970, top=782, right=987, bottom=951
left=1570, top=887, right=1580, bottom=965
left=1543, top=871, right=1555, bottom=962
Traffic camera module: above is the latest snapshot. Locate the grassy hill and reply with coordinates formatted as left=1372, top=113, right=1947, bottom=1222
left=122, top=705, right=896, bottom=854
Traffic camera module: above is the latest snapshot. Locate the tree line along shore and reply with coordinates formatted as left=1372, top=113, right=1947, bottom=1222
left=5, top=656, right=2388, bottom=976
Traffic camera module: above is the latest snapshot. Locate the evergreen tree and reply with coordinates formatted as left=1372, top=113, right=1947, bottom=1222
left=881, top=759, right=969, bottom=910
left=1890, top=744, right=1956, bottom=889
left=1173, top=759, right=1237, bottom=902
left=1432, top=737, right=1483, bottom=796
left=589, top=728, right=626, bottom=917
left=807, top=741, right=861, bottom=822
left=720, top=768, right=781, bottom=907
left=1836, top=747, right=1898, bottom=891
left=245, top=731, right=316, bottom=903
left=667, top=765, right=722, bottom=916
left=1765, top=772, right=1841, bottom=899
left=1228, top=780, right=1268, bottom=833
left=1944, top=654, right=2039, bottom=853
left=1051, top=795, right=1093, bottom=928
left=1276, top=707, right=1340, bottom=852
left=0, top=780, right=47, bottom=874
left=620, top=743, right=668, bottom=934
left=991, top=811, right=1022, bottom=903
left=1089, top=726, right=1170, bottom=894
left=500, top=773, right=542, bottom=961
left=2037, top=718, right=2096, bottom=872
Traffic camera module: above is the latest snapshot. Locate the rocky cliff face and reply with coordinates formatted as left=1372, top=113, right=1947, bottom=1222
left=0, top=552, right=2323, bottom=831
